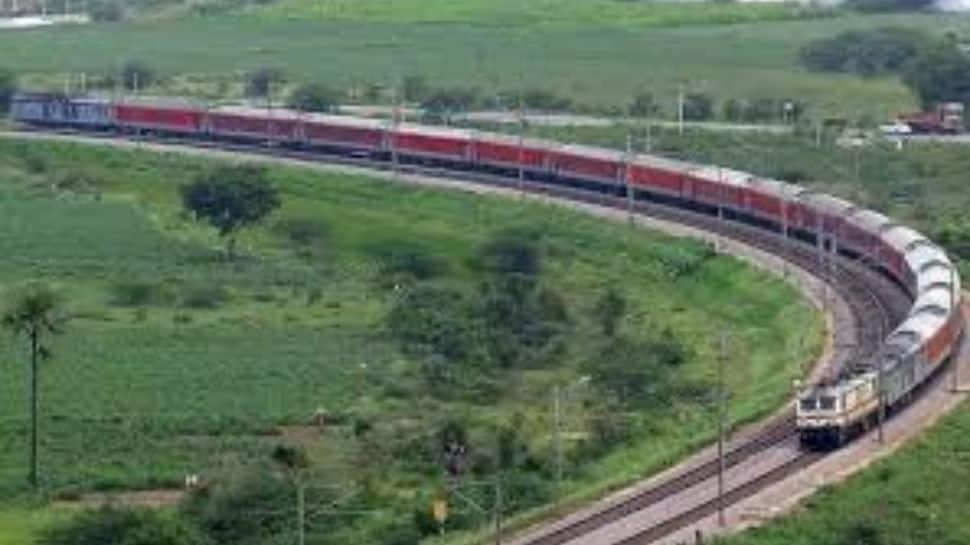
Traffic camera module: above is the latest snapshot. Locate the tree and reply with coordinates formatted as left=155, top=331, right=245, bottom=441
left=180, top=165, right=281, bottom=259
left=41, top=507, right=205, bottom=545
left=902, top=43, right=970, bottom=108
left=628, top=92, right=660, bottom=118
left=2, top=282, right=67, bottom=488
left=402, top=74, right=428, bottom=103
left=0, top=68, right=15, bottom=114
left=287, top=83, right=339, bottom=113
left=121, top=60, right=155, bottom=92
left=245, top=68, right=284, bottom=100
left=682, top=93, right=713, bottom=121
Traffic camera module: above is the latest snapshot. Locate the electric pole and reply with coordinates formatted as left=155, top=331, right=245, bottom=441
left=677, top=82, right=685, bottom=136
left=296, top=481, right=306, bottom=545
left=553, top=385, right=563, bottom=492
left=493, top=476, right=503, bottom=545
left=951, top=265, right=959, bottom=393
left=625, top=131, right=634, bottom=224
left=717, top=331, right=728, bottom=527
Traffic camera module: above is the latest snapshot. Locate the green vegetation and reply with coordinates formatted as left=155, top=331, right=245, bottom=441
left=719, top=399, right=970, bottom=545
left=0, top=69, right=14, bottom=115
left=799, top=27, right=934, bottom=77
left=10, top=14, right=970, bottom=119
left=2, top=283, right=69, bottom=488
left=0, top=138, right=819, bottom=543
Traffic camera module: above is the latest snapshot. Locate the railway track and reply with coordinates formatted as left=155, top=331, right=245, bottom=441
left=9, top=128, right=914, bottom=545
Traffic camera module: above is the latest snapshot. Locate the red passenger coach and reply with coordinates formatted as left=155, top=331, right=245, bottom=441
left=475, top=135, right=549, bottom=171
left=304, top=116, right=385, bottom=151
left=392, top=126, right=471, bottom=161
left=115, top=103, right=203, bottom=134
left=551, top=147, right=622, bottom=184
left=628, top=160, right=684, bottom=197
left=207, top=107, right=303, bottom=143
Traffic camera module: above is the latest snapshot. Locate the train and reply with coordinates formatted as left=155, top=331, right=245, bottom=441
left=9, top=93, right=964, bottom=449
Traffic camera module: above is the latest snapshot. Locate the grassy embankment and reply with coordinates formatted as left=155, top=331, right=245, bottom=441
left=0, top=138, right=819, bottom=543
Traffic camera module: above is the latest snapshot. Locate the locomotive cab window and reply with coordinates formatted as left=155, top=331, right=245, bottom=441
left=799, top=398, right=817, bottom=411
left=819, top=396, right=837, bottom=410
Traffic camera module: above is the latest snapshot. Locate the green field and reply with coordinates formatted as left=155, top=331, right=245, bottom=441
left=248, top=0, right=823, bottom=27
left=720, top=398, right=970, bottom=545
left=7, top=12, right=970, bottom=119
left=0, top=137, right=819, bottom=543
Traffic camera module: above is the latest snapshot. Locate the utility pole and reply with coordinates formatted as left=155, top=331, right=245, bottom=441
left=493, top=477, right=503, bottom=545
left=717, top=332, right=728, bottom=527
left=625, top=131, right=634, bottom=224
left=877, top=354, right=886, bottom=444
left=951, top=265, right=959, bottom=393
left=517, top=86, right=525, bottom=195
left=677, top=82, right=685, bottom=136
left=553, top=385, right=563, bottom=492
left=296, top=481, right=306, bottom=545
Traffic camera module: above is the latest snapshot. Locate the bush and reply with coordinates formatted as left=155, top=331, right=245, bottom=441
left=275, top=217, right=330, bottom=248
left=629, top=92, right=661, bottom=118
left=682, top=93, right=713, bottom=121
left=184, top=464, right=293, bottom=545
left=476, top=228, right=543, bottom=277
left=402, top=74, right=428, bottom=103
left=179, top=282, right=230, bottom=309
left=89, top=0, right=123, bottom=22
left=902, top=43, right=970, bottom=108
left=111, top=280, right=172, bottom=307
left=421, top=87, right=478, bottom=122
left=386, top=284, right=475, bottom=363
left=121, top=60, right=155, bottom=91
left=522, top=88, right=572, bottom=112
left=799, top=27, right=933, bottom=77
left=245, top=68, right=284, bottom=99
left=372, top=240, right=448, bottom=283
left=845, top=0, right=933, bottom=12
left=40, top=507, right=205, bottom=545
left=287, top=83, right=339, bottom=113
left=0, top=68, right=15, bottom=114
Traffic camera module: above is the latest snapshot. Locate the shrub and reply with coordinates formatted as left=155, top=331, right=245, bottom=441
left=373, top=241, right=448, bottom=283
left=476, top=228, right=543, bottom=277
left=799, top=27, right=933, bottom=77
left=276, top=217, right=330, bottom=247
left=179, top=282, right=230, bottom=309
left=183, top=464, right=293, bottom=545
left=386, top=284, right=474, bottom=362
left=121, top=60, right=155, bottom=91
left=0, top=68, right=15, bottom=114
left=40, top=507, right=205, bottom=545
left=522, top=89, right=572, bottom=112
left=245, top=67, right=284, bottom=99
left=287, top=83, right=339, bottom=113
left=629, top=92, right=661, bottom=118
left=682, top=93, right=713, bottom=121
left=89, top=0, right=123, bottom=22
left=111, top=280, right=170, bottom=307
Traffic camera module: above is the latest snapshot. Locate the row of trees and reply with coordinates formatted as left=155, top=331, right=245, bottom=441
left=800, top=27, right=970, bottom=109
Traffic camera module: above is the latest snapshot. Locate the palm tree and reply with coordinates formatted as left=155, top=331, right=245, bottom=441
left=2, top=282, right=66, bottom=488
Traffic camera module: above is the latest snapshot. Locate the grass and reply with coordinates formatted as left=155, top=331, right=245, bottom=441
left=0, top=137, right=820, bottom=543
left=248, top=0, right=825, bottom=28
left=0, top=505, right=69, bottom=545
left=721, top=399, right=970, bottom=545
left=7, top=13, right=970, bottom=118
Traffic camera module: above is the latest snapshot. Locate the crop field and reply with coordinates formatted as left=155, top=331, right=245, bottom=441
left=248, top=0, right=822, bottom=27
left=0, top=137, right=820, bottom=543
left=5, top=13, right=969, bottom=119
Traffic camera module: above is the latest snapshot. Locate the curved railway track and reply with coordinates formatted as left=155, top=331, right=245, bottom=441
left=7, top=128, right=915, bottom=545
